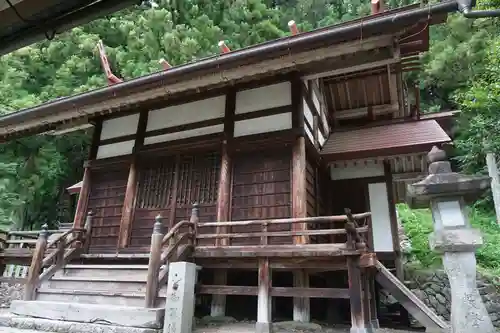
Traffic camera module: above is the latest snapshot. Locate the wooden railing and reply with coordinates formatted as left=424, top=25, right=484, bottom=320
left=0, top=212, right=94, bottom=300
left=144, top=204, right=198, bottom=308
left=144, top=206, right=372, bottom=307
left=195, top=211, right=371, bottom=247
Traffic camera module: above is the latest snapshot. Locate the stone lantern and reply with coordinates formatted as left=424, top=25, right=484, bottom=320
left=407, top=146, right=495, bottom=333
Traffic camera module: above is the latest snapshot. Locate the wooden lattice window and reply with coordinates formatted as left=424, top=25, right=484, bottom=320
left=135, top=151, right=221, bottom=211
left=136, top=159, right=176, bottom=209
left=177, top=152, right=220, bottom=207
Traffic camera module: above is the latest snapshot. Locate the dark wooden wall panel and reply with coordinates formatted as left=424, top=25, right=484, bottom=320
left=231, top=149, right=292, bottom=245
left=87, top=166, right=128, bottom=253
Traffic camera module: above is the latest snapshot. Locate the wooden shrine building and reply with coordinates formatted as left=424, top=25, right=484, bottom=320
left=0, top=2, right=461, bottom=332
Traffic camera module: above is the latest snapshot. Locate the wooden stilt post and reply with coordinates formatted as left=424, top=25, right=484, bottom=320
left=361, top=270, right=374, bottom=329
left=368, top=270, right=380, bottom=328
left=24, top=224, right=48, bottom=301
left=145, top=215, right=164, bottom=308
left=256, top=258, right=271, bottom=333
left=347, top=257, right=370, bottom=333
left=211, top=270, right=227, bottom=317
left=293, top=270, right=310, bottom=322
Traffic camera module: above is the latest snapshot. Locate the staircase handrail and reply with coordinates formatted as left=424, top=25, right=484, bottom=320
left=144, top=203, right=198, bottom=308
left=23, top=211, right=93, bottom=301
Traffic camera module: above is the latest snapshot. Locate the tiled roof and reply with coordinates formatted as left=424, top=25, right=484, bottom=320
left=320, top=120, right=451, bottom=160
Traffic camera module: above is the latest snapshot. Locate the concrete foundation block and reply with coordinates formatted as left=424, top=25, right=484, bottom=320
left=0, top=313, right=160, bottom=333
left=10, top=300, right=164, bottom=329
left=255, top=322, right=272, bottom=333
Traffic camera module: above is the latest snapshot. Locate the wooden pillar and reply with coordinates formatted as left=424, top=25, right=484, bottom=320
left=209, top=90, right=235, bottom=317
left=291, top=75, right=310, bottom=322
left=486, top=152, right=500, bottom=225
left=347, top=257, right=370, bottom=333
left=256, top=258, right=272, bottom=333
left=118, top=111, right=148, bottom=249
left=73, top=166, right=92, bottom=229
left=118, top=158, right=138, bottom=248
left=73, top=120, right=101, bottom=229
left=383, top=161, right=403, bottom=281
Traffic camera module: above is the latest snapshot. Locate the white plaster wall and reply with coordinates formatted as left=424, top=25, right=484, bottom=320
left=100, top=114, right=140, bottom=140
left=146, top=95, right=225, bottom=132
left=143, top=124, right=224, bottom=145
left=303, top=99, right=314, bottom=129
left=318, top=129, right=326, bottom=147
left=235, top=81, right=291, bottom=114
left=96, top=140, right=135, bottom=159
left=234, top=113, right=292, bottom=137
left=330, top=160, right=384, bottom=180
left=305, top=125, right=314, bottom=144
left=312, top=89, right=321, bottom=114
left=368, top=182, right=394, bottom=252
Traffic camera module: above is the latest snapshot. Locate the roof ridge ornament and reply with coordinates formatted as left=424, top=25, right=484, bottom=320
left=97, top=40, right=123, bottom=85
left=159, top=58, right=171, bottom=70
left=288, top=20, right=299, bottom=35
left=218, top=41, right=231, bottom=54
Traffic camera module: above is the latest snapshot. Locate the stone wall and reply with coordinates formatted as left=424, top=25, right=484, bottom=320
left=405, top=267, right=500, bottom=328
left=0, top=282, right=23, bottom=308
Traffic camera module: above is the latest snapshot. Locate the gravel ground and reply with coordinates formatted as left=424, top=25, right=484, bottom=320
left=194, top=320, right=425, bottom=333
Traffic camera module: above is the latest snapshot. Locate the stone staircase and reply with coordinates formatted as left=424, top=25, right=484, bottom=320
left=0, top=264, right=168, bottom=333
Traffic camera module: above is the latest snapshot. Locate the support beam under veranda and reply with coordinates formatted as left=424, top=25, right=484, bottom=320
left=347, top=256, right=374, bottom=333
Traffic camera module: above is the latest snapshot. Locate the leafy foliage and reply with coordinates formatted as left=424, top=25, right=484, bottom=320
left=0, top=0, right=499, bottom=231
left=398, top=204, right=500, bottom=284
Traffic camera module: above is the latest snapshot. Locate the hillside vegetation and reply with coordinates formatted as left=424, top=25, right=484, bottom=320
left=0, top=0, right=499, bottom=232
left=398, top=204, right=500, bottom=285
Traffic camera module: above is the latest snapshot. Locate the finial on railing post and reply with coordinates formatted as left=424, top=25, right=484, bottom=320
left=145, top=213, right=165, bottom=308
left=84, top=210, right=94, bottom=230
left=190, top=203, right=199, bottom=247
left=40, top=224, right=49, bottom=239
left=153, top=214, right=163, bottom=234
left=288, top=20, right=299, bottom=35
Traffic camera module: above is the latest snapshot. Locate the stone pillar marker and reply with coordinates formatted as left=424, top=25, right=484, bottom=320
left=407, top=146, right=495, bottom=333
left=163, top=262, right=197, bottom=333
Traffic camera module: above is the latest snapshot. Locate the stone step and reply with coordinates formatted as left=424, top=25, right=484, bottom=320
left=43, top=279, right=167, bottom=296
left=0, top=313, right=159, bottom=333
left=0, top=328, right=55, bottom=333
left=54, top=265, right=152, bottom=281
left=9, top=300, right=164, bottom=329
left=36, top=288, right=166, bottom=308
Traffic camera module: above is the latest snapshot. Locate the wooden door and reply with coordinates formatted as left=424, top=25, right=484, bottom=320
left=87, top=166, right=128, bottom=253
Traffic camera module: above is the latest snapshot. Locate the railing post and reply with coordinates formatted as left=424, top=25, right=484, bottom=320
left=83, top=210, right=93, bottom=253
left=24, top=224, right=48, bottom=301
left=145, top=215, right=164, bottom=308
left=189, top=203, right=199, bottom=247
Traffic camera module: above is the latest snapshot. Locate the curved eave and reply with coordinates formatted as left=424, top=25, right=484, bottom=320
left=0, top=1, right=458, bottom=142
